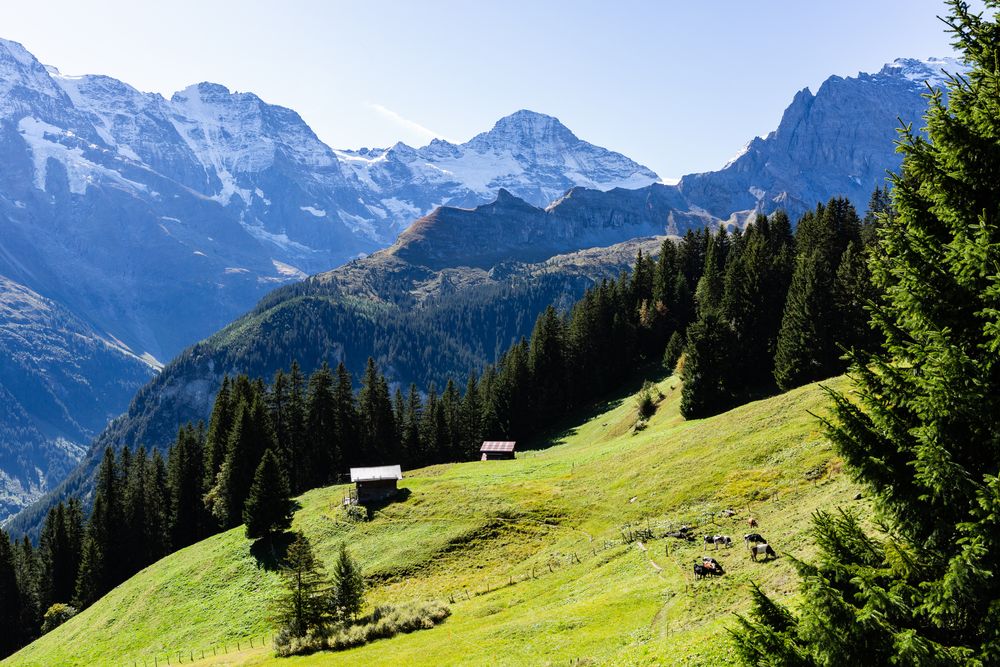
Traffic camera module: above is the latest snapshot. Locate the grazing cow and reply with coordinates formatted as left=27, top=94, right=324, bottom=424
left=749, top=543, right=777, bottom=562
left=743, top=533, right=766, bottom=545
left=747, top=516, right=758, bottom=529
left=721, top=508, right=738, bottom=517
left=666, top=530, right=693, bottom=541
left=703, top=535, right=732, bottom=549
left=694, top=558, right=725, bottom=578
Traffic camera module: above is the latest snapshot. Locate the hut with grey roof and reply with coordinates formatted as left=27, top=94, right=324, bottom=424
left=350, top=465, right=403, bottom=504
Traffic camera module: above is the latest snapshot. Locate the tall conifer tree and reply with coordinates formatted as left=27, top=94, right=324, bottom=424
left=736, top=5, right=1000, bottom=661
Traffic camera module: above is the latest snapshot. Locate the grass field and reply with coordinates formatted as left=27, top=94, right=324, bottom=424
left=5, top=374, right=860, bottom=667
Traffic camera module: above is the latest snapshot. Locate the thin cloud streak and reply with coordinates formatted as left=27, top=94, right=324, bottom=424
left=368, top=103, right=449, bottom=144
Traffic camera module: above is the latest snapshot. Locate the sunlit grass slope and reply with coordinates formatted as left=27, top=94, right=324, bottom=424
left=6, top=375, right=860, bottom=667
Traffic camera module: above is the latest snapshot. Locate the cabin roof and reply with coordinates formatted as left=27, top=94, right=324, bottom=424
left=350, top=465, right=403, bottom=482
left=480, top=440, right=516, bottom=453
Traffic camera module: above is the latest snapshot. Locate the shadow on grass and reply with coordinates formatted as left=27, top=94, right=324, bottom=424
left=524, top=361, right=673, bottom=452
left=250, top=531, right=297, bottom=570
left=362, top=487, right=412, bottom=518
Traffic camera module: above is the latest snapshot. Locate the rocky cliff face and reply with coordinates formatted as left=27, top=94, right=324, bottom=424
left=677, top=57, right=965, bottom=224
left=0, top=276, right=153, bottom=518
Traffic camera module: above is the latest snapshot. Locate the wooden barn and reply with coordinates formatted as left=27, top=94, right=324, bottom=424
left=480, top=440, right=516, bottom=461
left=349, top=465, right=403, bottom=504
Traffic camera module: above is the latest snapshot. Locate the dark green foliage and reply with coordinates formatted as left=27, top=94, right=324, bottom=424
left=0, top=530, right=25, bottom=657
left=274, top=533, right=331, bottom=638
left=74, top=447, right=122, bottom=607
left=168, top=424, right=206, bottom=548
left=331, top=544, right=365, bottom=624
left=304, top=363, right=337, bottom=489
left=773, top=198, right=863, bottom=390
left=736, top=4, right=1000, bottom=662
left=357, top=358, right=397, bottom=466
left=243, top=449, right=293, bottom=541
left=38, top=499, right=83, bottom=610
left=208, top=390, right=276, bottom=528
left=662, top=330, right=684, bottom=373
left=680, top=311, right=736, bottom=418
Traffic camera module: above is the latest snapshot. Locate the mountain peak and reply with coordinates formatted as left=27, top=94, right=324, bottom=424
left=878, top=56, right=967, bottom=86
left=475, top=109, right=577, bottom=146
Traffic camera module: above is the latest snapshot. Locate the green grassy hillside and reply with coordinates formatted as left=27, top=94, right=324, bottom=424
left=5, top=375, right=859, bottom=667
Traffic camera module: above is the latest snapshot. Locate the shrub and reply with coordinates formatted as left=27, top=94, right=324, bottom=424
left=41, top=603, right=78, bottom=634
left=274, top=601, right=451, bottom=657
left=636, top=381, right=658, bottom=419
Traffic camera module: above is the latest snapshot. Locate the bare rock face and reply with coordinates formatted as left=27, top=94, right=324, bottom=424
left=677, top=57, right=966, bottom=223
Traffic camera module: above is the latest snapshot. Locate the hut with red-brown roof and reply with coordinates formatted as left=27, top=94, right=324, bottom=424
left=480, top=440, right=516, bottom=461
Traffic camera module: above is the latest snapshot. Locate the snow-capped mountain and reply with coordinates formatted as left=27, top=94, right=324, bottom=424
left=0, top=37, right=660, bottom=518
left=336, top=110, right=658, bottom=235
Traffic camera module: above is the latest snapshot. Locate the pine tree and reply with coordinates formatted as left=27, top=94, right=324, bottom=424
left=736, top=5, right=1000, bottom=661
left=284, top=362, right=308, bottom=494
left=243, top=449, right=293, bottom=540
left=527, top=306, right=567, bottom=429
left=273, top=532, right=330, bottom=636
left=332, top=363, right=357, bottom=472
left=304, top=363, right=337, bottom=487
left=695, top=226, right=728, bottom=315
left=0, top=530, right=25, bottom=657
left=663, top=330, right=685, bottom=374
left=38, top=500, right=82, bottom=608
left=202, top=375, right=234, bottom=492
left=12, top=536, right=40, bottom=648
left=168, top=424, right=206, bottom=548
left=679, top=311, right=735, bottom=419
left=460, top=372, right=482, bottom=459
left=75, top=447, right=122, bottom=605
left=401, top=383, right=423, bottom=466
left=209, top=392, right=276, bottom=528
left=357, top=358, right=397, bottom=465
left=331, top=543, right=365, bottom=624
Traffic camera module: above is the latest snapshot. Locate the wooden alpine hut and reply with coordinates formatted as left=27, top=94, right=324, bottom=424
left=350, top=465, right=403, bottom=504
left=480, top=441, right=516, bottom=461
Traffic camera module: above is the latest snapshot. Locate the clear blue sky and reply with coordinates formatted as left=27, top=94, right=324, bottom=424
left=5, top=0, right=972, bottom=178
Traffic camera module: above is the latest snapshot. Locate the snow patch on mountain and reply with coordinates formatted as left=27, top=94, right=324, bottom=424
left=17, top=116, right=146, bottom=194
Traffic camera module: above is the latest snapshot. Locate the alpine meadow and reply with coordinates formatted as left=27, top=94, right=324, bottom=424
left=2, top=1, right=999, bottom=666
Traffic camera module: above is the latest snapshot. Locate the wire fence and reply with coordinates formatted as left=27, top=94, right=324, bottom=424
left=121, top=633, right=273, bottom=667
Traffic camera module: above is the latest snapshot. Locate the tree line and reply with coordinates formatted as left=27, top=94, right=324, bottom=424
left=680, top=192, right=888, bottom=417
left=0, top=193, right=888, bottom=658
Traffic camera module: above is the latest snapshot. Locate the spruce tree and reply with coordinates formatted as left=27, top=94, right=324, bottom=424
left=527, top=306, right=567, bottom=430
left=75, top=447, right=122, bottom=605
left=663, top=330, right=685, bottom=374
left=209, top=392, right=276, bottom=528
left=38, top=500, right=82, bottom=608
left=273, top=532, right=330, bottom=636
left=357, top=358, right=397, bottom=465
left=202, top=375, right=233, bottom=492
left=680, top=311, right=735, bottom=418
left=736, top=5, right=1000, bottom=662
left=401, top=383, right=423, bottom=466
left=0, top=530, right=24, bottom=657
left=244, top=449, right=294, bottom=540
left=304, top=363, right=337, bottom=487
left=331, top=543, right=365, bottom=624
left=332, top=363, right=357, bottom=472
left=168, top=424, right=206, bottom=548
